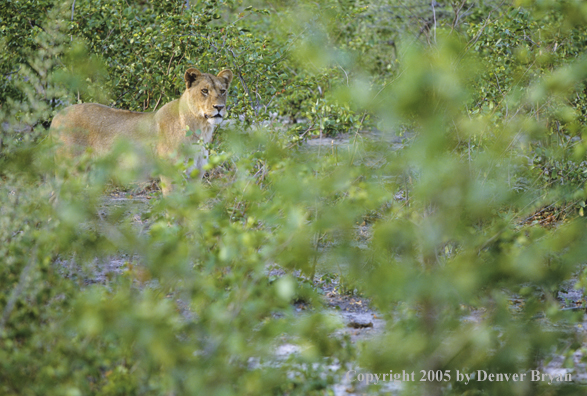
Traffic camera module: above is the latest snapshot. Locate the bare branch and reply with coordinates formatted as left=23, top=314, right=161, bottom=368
left=226, top=47, right=258, bottom=117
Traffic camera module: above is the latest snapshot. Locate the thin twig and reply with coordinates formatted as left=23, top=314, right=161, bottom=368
left=431, top=0, right=437, bottom=44
left=3, top=66, right=21, bottom=77
left=450, top=0, right=466, bottom=33
left=254, top=79, right=262, bottom=109
left=264, top=90, right=280, bottom=112
left=286, top=123, right=316, bottom=148
left=462, top=1, right=505, bottom=57
left=349, top=112, right=368, bottom=165
left=227, top=47, right=258, bottom=116
left=339, top=66, right=349, bottom=86
left=153, top=93, right=163, bottom=111
left=112, top=84, right=136, bottom=106
left=166, top=53, right=175, bottom=76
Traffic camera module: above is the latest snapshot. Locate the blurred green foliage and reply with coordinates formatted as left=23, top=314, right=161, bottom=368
left=3, top=0, right=587, bottom=395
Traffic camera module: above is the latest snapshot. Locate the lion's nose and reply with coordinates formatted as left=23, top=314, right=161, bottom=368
left=213, top=104, right=225, bottom=111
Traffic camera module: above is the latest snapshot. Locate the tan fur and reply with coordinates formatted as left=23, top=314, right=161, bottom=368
left=51, top=68, right=233, bottom=193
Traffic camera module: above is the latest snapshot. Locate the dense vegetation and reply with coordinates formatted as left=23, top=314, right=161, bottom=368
left=2, top=0, right=587, bottom=394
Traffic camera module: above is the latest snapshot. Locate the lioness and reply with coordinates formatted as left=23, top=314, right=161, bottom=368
left=51, top=67, right=233, bottom=193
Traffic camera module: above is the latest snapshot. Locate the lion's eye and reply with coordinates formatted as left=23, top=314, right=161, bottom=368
left=201, top=89, right=208, bottom=95
left=220, top=89, right=226, bottom=95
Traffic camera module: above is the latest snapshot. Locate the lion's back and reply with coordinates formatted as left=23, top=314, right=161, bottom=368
left=52, top=103, right=155, bottom=155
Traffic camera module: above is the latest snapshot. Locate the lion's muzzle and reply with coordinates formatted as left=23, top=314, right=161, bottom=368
left=205, top=104, right=226, bottom=123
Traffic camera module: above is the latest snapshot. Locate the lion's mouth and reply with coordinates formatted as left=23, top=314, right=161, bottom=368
left=204, top=114, right=223, bottom=119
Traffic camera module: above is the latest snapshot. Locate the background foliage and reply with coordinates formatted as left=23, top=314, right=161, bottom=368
left=3, top=0, right=587, bottom=395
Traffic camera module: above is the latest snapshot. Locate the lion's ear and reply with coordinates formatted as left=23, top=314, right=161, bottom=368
left=184, top=68, right=202, bottom=89
left=217, top=69, right=233, bottom=85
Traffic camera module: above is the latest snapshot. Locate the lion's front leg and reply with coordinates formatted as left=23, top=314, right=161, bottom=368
left=159, top=175, right=173, bottom=196
left=186, top=146, right=208, bottom=179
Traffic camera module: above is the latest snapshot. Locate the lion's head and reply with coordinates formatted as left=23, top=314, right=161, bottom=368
left=184, top=68, right=233, bottom=126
